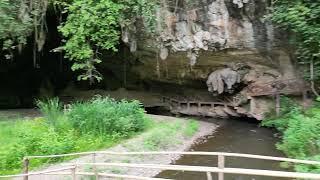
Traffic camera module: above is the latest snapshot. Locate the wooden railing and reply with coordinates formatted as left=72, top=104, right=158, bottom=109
left=162, top=96, right=236, bottom=109
left=1, top=151, right=320, bottom=180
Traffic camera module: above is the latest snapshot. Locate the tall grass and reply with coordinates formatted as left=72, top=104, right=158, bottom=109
left=0, top=97, right=149, bottom=175
left=67, top=97, right=147, bottom=137
left=36, top=98, right=63, bottom=128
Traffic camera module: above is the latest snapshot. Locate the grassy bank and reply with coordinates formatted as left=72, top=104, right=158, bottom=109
left=0, top=97, right=200, bottom=175
left=262, top=97, right=320, bottom=173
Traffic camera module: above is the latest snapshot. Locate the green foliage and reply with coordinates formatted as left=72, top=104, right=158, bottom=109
left=143, top=120, right=200, bottom=150
left=1, top=0, right=157, bottom=82
left=262, top=99, right=320, bottom=173
left=183, top=119, right=200, bottom=137
left=143, top=121, right=181, bottom=150
left=58, top=0, right=122, bottom=82
left=270, top=0, right=320, bottom=79
left=0, top=0, right=49, bottom=58
left=67, top=97, right=147, bottom=136
left=0, top=97, right=149, bottom=175
left=36, top=98, right=64, bottom=128
left=58, top=0, right=157, bottom=82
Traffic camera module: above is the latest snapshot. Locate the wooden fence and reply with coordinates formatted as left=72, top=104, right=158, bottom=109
left=1, top=151, right=320, bottom=180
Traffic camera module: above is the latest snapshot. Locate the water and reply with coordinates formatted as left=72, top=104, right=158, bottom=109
left=157, top=118, right=291, bottom=180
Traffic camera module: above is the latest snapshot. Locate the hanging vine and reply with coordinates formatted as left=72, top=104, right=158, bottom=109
left=0, top=0, right=49, bottom=65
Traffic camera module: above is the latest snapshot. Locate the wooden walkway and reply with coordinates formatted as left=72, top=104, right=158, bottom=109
left=2, top=151, right=320, bottom=180
left=162, top=96, right=236, bottom=109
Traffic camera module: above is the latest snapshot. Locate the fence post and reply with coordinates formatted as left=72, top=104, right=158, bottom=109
left=92, top=153, right=99, bottom=180
left=71, top=165, right=76, bottom=180
left=218, top=155, right=225, bottom=180
left=275, top=92, right=281, bottom=117
left=206, top=172, right=212, bottom=180
left=23, top=157, right=29, bottom=180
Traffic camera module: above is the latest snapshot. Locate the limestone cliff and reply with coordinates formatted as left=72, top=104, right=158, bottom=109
left=119, top=0, right=304, bottom=119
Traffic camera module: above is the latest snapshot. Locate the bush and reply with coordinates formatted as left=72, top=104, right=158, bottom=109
left=0, top=97, right=149, bottom=175
left=262, top=98, right=320, bottom=173
left=67, top=97, right=147, bottom=137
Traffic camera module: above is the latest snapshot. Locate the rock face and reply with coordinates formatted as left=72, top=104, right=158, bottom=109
left=117, top=0, right=303, bottom=119
left=206, top=68, right=241, bottom=95
left=136, top=0, right=277, bottom=58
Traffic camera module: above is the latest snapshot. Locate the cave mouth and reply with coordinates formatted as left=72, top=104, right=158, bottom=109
left=144, top=106, right=172, bottom=116
left=0, top=8, right=74, bottom=109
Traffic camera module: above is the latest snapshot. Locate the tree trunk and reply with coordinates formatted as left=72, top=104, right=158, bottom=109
left=310, top=58, right=319, bottom=97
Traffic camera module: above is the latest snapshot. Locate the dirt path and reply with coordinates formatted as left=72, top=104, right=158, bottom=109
left=17, top=115, right=218, bottom=180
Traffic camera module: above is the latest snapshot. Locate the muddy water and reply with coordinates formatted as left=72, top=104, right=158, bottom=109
left=157, top=118, right=290, bottom=180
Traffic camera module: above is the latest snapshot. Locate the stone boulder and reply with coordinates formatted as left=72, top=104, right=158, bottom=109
left=206, top=68, right=241, bottom=95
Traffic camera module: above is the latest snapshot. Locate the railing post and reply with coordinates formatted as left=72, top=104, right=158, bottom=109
left=23, top=157, right=29, bottom=180
left=71, top=165, right=76, bottom=180
left=206, top=172, right=212, bottom=180
left=218, top=155, right=225, bottom=180
left=92, top=153, right=99, bottom=180
left=275, top=92, right=281, bottom=117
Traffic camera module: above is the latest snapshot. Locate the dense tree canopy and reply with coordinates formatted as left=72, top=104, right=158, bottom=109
left=269, top=0, right=320, bottom=94
left=57, top=0, right=157, bottom=82
left=1, top=0, right=319, bottom=84
left=0, top=0, right=157, bottom=82
left=0, top=0, right=48, bottom=61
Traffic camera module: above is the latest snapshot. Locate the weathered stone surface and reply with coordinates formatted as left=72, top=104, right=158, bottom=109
left=114, top=0, right=302, bottom=120
left=206, top=68, right=241, bottom=94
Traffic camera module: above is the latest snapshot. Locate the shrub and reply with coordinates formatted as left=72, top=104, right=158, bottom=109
left=0, top=97, right=149, bottom=175
left=67, top=97, right=147, bottom=137
left=262, top=98, right=320, bottom=173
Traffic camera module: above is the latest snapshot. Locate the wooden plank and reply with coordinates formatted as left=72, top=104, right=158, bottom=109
left=275, top=92, right=281, bottom=117
left=0, top=166, right=75, bottom=178
left=26, top=151, right=320, bottom=165
left=92, top=153, right=98, bottom=180
left=71, top=167, right=76, bottom=180
left=206, top=172, right=212, bottom=180
left=218, top=155, right=225, bottom=180
left=22, top=158, right=29, bottom=180
left=69, top=163, right=320, bottom=179
left=44, top=172, right=171, bottom=180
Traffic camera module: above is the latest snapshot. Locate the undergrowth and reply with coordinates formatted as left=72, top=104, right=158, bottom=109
left=262, top=97, right=320, bottom=173
left=0, top=97, right=148, bottom=175
left=0, top=97, right=201, bottom=175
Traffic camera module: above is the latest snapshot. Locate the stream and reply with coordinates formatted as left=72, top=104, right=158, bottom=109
left=156, top=118, right=290, bottom=180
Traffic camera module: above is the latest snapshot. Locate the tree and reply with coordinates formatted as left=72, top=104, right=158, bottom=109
left=0, top=0, right=48, bottom=63
left=57, top=0, right=157, bottom=83
left=0, top=0, right=157, bottom=83
left=270, top=0, right=320, bottom=95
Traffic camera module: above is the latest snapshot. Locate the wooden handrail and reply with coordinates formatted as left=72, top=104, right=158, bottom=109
left=2, top=151, right=320, bottom=180
left=26, top=151, right=320, bottom=165
left=64, top=162, right=320, bottom=179
left=0, top=166, right=75, bottom=178
left=45, top=172, right=171, bottom=180
left=162, top=96, right=235, bottom=108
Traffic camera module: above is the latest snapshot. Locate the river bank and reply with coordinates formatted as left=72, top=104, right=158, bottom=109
left=17, top=115, right=218, bottom=179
